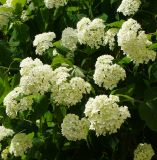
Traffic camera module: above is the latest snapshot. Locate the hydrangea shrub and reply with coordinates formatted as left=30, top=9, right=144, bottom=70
left=0, top=0, right=157, bottom=159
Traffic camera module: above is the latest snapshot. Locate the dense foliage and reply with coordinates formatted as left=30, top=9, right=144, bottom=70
left=0, top=0, right=157, bottom=159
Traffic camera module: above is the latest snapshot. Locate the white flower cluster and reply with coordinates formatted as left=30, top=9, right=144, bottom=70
left=33, top=32, right=56, bottom=55
left=20, top=61, right=53, bottom=95
left=51, top=67, right=91, bottom=106
left=4, top=57, right=53, bottom=118
left=61, top=27, right=78, bottom=51
left=44, top=0, right=68, bottom=8
left=117, top=0, right=141, bottom=16
left=20, top=57, right=43, bottom=76
left=9, top=133, right=33, bottom=157
left=84, top=95, right=130, bottom=136
left=103, top=28, right=118, bottom=50
left=61, top=114, right=90, bottom=141
left=5, top=0, right=13, bottom=7
left=3, top=87, right=33, bottom=118
left=117, top=18, right=156, bottom=64
left=1, top=147, right=9, bottom=160
left=77, top=17, right=106, bottom=49
left=93, top=55, right=126, bottom=90
left=134, top=143, right=154, bottom=160
left=0, top=126, right=14, bottom=141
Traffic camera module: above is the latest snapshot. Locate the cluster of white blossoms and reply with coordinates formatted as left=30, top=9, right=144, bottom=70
left=9, top=133, right=33, bottom=157
left=103, top=28, right=118, bottom=50
left=61, top=27, right=78, bottom=51
left=61, top=114, right=90, bottom=141
left=117, top=0, right=141, bottom=16
left=0, top=126, right=14, bottom=141
left=77, top=17, right=106, bottom=49
left=3, top=87, right=33, bottom=118
left=84, top=95, right=130, bottom=136
left=4, top=57, right=54, bottom=118
left=51, top=67, right=91, bottom=106
left=20, top=57, right=43, bottom=76
left=33, top=32, right=56, bottom=55
left=44, top=0, right=68, bottom=8
left=117, top=18, right=156, bottom=64
left=19, top=57, right=53, bottom=95
left=93, top=55, right=126, bottom=90
left=20, top=64, right=53, bottom=95
left=134, top=143, right=154, bottom=160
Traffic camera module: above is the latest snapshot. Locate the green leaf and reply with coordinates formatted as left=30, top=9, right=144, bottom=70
left=98, top=13, right=108, bottom=22
left=107, top=20, right=125, bottom=28
left=52, top=55, right=73, bottom=68
left=11, top=0, right=26, bottom=7
left=139, top=101, right=157, bottom=132
left=149, top=43, right=157, bottom=50
left=0, top=75, right=10, bottom=105
left=144, top=87, right=157, bottom=101
left=111, top=84, right=135, bottom=96
left=0, top=6, right=13, bottom=29
left=148, top=62, right=157, bottom=82
left=110, top=0, right=119, bottom=5
left=117, top=56, right=132, bottom=65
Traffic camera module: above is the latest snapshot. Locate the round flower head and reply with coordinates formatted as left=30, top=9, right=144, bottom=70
left=20, top=64, right=53, bottom=95
left=84, top=95, right=130, bottom=136
left=93, top=55, right=126, bottom=90
left=61, top=27, right=78, bottom=51
left=44, top=0, right=68, bottom=8
left=117, top=0, right=141, bottom=16
left=61, top=114, right=90, bottom=141
left=117, top=18, right=156, bottom=64
left=50, top=67, right=91, bottom=106
left=134, top=143, right=154, bottom=160
left=9, top=133, right=33, bottom=157
left=20, top=57, right=43, bottom=76
left=77, top=18, right=106, bottom=49
left=33, top=32, right=56, bottom=55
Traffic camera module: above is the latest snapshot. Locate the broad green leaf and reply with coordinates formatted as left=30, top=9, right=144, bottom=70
left=52, top=55, right=73, bottom=68
left=0, top=6, right=13, bottom=29
left=99, top=13, right=108, bottom=22
left=107, top=20, right=125, bottom=28
left=144, top=87, right=157, bottom=101
left=148, top=62, right=157, bottom=82
left=139, top=101, right=157, bottom=132
left=149, top=43, right=157, bottom=50
left=11, top=0, right=26, bottom=7
left=0, top=75, right=10, bottom=105
left=117, top=56, right=132, bottom=65
left=111, top=84, right=135, bottom=96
